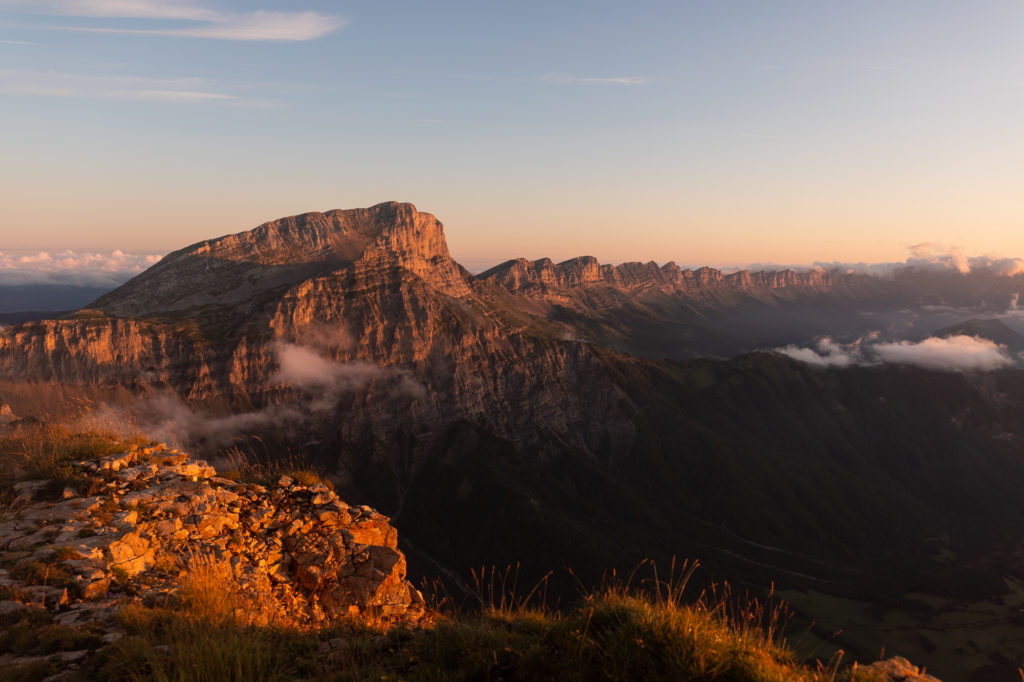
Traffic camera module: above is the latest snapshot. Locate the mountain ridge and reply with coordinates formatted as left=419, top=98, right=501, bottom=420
left=5, top=203, right=1024, bottom=677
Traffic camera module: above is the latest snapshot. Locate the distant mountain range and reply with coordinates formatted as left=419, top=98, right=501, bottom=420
left=3, top=202, right=1024, bottom=677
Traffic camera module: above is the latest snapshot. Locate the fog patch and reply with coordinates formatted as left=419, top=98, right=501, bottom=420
left=275, top=343, right=379, bottom=391
left=76, top=395, right=302, bottom=451
left=273, top=341, right=426, bottom=410
left=873, top=335, right=1013, bottom=371
left=74, top=339, right=427, bottom=452
left=776, top=333, right=1015, bottom=372
left=776, top=337, right=857, bottom=367
left=288, top=323, right=355, bottom=354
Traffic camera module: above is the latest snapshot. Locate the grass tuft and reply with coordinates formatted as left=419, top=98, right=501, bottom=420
left=212, top=442, right=332, bottom=490
left=0, top=424, right=148, bottom=490
left=75, top=560, right=889, bottom=681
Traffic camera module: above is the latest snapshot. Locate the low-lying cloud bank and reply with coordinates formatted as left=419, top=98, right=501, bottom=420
left=0, top=250, right=163, bottom=287
left=740, top=244, right=1024, bottom=279
left=872, top=336, right=1014, bottom=371
left=776, top=334, right=1016, bottom=372
left=823, top=243, right=1024, bottom=278
left=80, top=337, right=426, bottom=450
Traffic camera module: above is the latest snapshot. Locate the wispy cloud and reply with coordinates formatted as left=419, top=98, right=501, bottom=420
left=0, top=249, right=163, bottom=286
left=1, top=1, right=345, bottom=41
left=0, top=39, right=38, bottom=45
left=542, top=73, right=651, bottom=86
left=0, top=68, right=275, bottom=105
left=5, top=0, right=219, bottom=20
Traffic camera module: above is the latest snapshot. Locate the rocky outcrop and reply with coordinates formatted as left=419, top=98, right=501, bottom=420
left=0, top=445, right=424, bottom=631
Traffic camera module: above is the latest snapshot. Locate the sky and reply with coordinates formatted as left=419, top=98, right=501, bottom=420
left=2, top=0, right=1023, bottom=279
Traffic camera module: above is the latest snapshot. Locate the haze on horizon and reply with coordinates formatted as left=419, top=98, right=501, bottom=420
left=2, top=0, right=1023, bottom=269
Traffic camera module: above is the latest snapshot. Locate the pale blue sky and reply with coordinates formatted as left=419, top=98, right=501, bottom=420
left=2, top=0, right=1023, bottom=273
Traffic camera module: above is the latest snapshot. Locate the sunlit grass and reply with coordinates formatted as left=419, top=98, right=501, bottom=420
left=0, top=423, right=151, bottom=512
left=0, top=425, right=135, bottom=479
left=72, top=559, right=889, bottom=682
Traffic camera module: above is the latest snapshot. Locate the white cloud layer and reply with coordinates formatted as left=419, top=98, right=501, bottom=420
left=734, top=245, right=1024, bottom=279
left=1, top=1, right=345, bottom=41
left=813, top=243, right=1024, bottom=278
left=0, top=249, right=163, bottom=286
left=777, top=334, right=1015, bottom=372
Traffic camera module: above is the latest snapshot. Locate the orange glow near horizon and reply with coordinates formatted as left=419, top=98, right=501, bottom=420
left=3, top=193, right=1023, bottom=272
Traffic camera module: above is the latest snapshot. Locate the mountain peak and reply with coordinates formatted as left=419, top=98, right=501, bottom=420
left=91, top=202, right=469, bottom=318
left=180, top=201, right=430, bottom=266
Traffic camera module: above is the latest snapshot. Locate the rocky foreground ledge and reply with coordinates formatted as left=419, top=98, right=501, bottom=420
left=0, top=444, right=424, bottom=635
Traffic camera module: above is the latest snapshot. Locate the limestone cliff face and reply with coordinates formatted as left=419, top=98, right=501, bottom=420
left=480, top=257, right=832, bottom=300
left=91, top=202, right=470, bottom=319
left=0, top=203, right=637, bottom=499
left=0, top=318, right=207, bottom=390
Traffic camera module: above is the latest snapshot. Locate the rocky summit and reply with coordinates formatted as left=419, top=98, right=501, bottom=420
left=90, top=201, right=471, bottom=318
left=0, top=444, right=424, bottom=644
